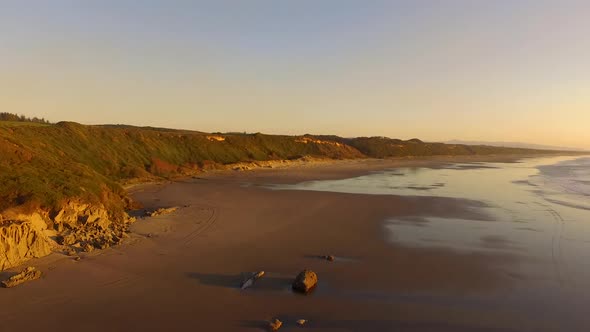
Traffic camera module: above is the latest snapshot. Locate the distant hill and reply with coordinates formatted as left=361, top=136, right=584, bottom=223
left=446, top=140, right=585, bottom=152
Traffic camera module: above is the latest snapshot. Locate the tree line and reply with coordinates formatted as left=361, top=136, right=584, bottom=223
left=0, top=112, right=50, bottom=124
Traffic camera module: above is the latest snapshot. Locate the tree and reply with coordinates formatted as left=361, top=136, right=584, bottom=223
left=0, top=112, right=51, bottom=124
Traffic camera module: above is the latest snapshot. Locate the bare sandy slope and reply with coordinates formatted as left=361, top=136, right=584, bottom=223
left=0, top=155, right=584, bottom=331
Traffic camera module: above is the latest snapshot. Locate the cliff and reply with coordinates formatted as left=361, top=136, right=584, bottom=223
left=0, top=215, right=51, bottom=270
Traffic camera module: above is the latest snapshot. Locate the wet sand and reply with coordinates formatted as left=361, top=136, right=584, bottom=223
left=0, top=155, right=587, bottom=331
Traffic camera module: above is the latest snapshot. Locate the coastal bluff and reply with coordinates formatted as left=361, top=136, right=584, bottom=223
left=0, top=121, right=571, bottom=269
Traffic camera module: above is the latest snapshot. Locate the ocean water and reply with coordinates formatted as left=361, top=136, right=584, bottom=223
left=271, top=155, right=590, bottom=322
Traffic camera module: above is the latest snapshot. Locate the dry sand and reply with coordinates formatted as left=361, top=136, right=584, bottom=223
left=0, top=155, right=584, bottom=331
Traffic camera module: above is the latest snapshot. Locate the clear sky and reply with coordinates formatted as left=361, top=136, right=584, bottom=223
left=1, top=1, right=588, bottom=148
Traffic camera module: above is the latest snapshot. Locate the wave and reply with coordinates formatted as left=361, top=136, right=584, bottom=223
left=532, top=157, right=590, bottom=210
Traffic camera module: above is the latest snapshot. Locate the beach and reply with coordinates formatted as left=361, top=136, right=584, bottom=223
left=1, top=155, right=588, bottom=331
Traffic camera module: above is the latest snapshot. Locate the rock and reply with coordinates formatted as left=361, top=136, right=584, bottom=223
left=269, top=318, right=282, bottom=331
left=322, top=255, right=335, bottom=262
left=296, top=319, right=307, bottom=326
left=292, top=269, right=318, bottom=293
left=64, top=247, right=77, bottom=256
left=53, top=201, right=111, bottom=230
left=0, top=201, right=132, bottom=271
left=144, top=207, right=178, bottom=217
left=96, top=218, right=111, bottom=230
left=96, top=241, right=110, bottom=250
left=0, top=221, right=52, bottom=271
left=241, top=271, right=265, bottom=290
left=56, top=233, right=77, bottom=245
left=82, top=243, right=94, bottom=252
left=1, top=266, right=42, bottom=288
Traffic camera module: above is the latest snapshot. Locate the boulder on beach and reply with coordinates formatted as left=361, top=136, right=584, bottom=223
left=1, top=266, right=42, bottom=288
left=269, top=318, right=282, bottom=331
left=292, top=269, right=318, bottom=293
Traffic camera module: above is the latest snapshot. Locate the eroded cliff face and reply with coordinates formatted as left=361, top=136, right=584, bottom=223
left=0, top=201, right=134, bottom=271
left=0, top=218, right=52, bottom=271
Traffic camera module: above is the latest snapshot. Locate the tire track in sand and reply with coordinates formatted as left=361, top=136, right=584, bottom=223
left=182, top=206, right=218, bottom=246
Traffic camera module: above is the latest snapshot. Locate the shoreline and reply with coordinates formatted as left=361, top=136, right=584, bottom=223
left=125, top=152, right=582, bottom=192
left=2, top=153, right=588, bottom=331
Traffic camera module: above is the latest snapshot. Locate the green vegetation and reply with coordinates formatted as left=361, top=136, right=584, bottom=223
left=0, top=120, right=572, bottom=220
left=339, top=136, right=555, bottom=158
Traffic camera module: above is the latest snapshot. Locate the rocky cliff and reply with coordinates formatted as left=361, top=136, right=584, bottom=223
left=0, top=218, right=52, bottom=270
left=0, top=202, right=134, bottom=271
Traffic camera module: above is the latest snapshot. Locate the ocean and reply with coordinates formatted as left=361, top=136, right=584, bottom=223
left=272, top=155, right=590, bottom=328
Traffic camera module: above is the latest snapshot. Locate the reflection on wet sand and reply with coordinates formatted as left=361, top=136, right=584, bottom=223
left=271, top=155, right=590, bottom=330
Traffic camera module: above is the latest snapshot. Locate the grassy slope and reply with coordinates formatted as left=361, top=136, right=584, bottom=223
left=0, top=122, right=362, bottom=217
left=0, top=121, right=568, bottom=219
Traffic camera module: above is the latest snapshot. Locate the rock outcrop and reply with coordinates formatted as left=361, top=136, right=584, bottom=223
left=0, top=220, right=52, bottom=271
left=292, top=269, right=318, bottom=293
left=1, top=201, right=134, bottom=271
left=1, top=266, right=42, bottom=288
left=51, top=201, right=130, bottom=232
left=52, top=201, right=133, bottom=254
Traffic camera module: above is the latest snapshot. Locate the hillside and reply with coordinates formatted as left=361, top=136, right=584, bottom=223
left=446, top=140, right=585, bottom=152
left=1, top=122, right=571, bottom=215
left=0, top=121, right=572, bottom=270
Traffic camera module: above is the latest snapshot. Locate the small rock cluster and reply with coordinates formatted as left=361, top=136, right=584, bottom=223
left=1, top=266, right=42, bottom=288
left=259, top=269, right=319, bottom=330
left=242, top=253, right=335, bottom=330
left=56, top=223, right=129, bottom=253
left=268, top=317, right=308, bottom=331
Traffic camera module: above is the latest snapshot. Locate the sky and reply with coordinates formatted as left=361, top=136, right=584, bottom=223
left=1, top=1, right=589, bottom=149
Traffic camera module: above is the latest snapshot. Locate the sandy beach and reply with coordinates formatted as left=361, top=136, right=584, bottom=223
left=1, top=155, right=588, bottom=331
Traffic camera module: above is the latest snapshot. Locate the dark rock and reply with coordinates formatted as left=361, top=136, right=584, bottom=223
left=292, top=269, right=318, bottom=293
